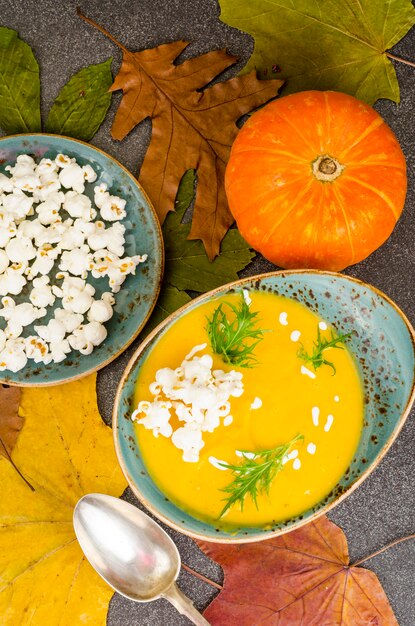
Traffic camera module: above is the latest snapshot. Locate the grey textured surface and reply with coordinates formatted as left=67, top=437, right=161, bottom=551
left=3, top=1, right=415, bottom=624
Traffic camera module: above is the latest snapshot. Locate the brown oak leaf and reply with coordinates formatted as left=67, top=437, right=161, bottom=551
left=197, top=515, right=398, bottom=625
left=78, top=10, right=283, bottom=259
left=0, top=384, right=22, bottom=458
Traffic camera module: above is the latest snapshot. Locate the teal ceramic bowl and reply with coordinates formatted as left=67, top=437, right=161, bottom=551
left=0, top=134, right=163, bottom=386
left=114, top=271, right=415, bottom=542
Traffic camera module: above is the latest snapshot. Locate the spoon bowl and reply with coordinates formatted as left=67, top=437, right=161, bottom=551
left=73, top=494, right=210, bottom=624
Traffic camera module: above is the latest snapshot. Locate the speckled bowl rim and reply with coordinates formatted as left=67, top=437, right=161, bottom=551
left=113, top=269, right=415, bottom=543
left=0, top=133, right=164, bottom=387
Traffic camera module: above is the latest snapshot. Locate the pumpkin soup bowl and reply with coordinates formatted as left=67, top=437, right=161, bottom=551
left=113, top=271, right=415, bottom=543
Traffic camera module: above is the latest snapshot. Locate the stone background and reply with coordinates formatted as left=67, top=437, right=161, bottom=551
left=3, top=1, right=414, bottom=624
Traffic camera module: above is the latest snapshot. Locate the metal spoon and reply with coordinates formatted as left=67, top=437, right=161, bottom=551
left=73, top=493, right=210, bottom=625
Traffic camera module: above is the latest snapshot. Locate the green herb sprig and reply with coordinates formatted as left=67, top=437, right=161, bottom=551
left=218, top=433, right=304, bottom=518
left=206, top=294, right=268, bottom=368
left=297, top=326, right=352, bottom=375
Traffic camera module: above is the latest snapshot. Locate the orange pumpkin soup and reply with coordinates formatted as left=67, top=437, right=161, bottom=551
left=133, top=291, right=363, bottom=528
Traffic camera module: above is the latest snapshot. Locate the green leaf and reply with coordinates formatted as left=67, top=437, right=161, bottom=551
left=174, top=169, right=196, bottom=214
left=165, top=224, right=254, bottom=292
left=143, top=169, right=254, bottom=335
left=0, top=27, right=41, bottom=133
left=219, top=0, right=415, bottom=104
left=143, top=285, right=192, bottom=334
left=207, top=294, right=268, bottom=368
left=46, top=59, right=113, bottom=140
left=164, top=198, right=255, bottom=293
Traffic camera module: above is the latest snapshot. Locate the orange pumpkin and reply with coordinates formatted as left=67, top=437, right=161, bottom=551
left=225, top=91, right=407, bottom=271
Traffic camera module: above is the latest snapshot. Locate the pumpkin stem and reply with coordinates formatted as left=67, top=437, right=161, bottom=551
left=312, top=155, right=344, bottom=182
left=318, top=157, right=337, bottom=175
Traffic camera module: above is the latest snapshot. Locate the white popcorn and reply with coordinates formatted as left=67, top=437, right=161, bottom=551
left=87, top=221, right=125, bottom=257
left=36, top=198, right=62, bottom=225
left=104, top=222, right=126, bottom=257
left=2, top=190, right=33, bottom=221
left=133, top=345, right=244, bottom=462
left=93, top=183, right=109, bottom=208
left=46, top=190, right=65, bottom=204
left=35, top=318, right=66, bottom=343
left=4, top=320, right=24, bottom=339
left=0, top=154, right=146, bottom=373
left=59, top=246, right=92, bottom=278
left=67, top=327, right=94, bottom=355
left=183, top=353, right=214, bottom=385
left=0, top=297, right=46, bottom=327
left=34, top=175, right=62, bottom=201
left=6, top=154, right=36, bottom=178
left=8, top=260, right=27, bottom=274
left=38, top=169, right=59, bottom=185
left=0, top=338, right=27, bottom=372
left=55, top=153, right=75, bottom=168
left=29, top=276, right=56, bottom=308
left=37, top=189, right=65, bottom=207
left=73, top=218, right=97, bottom=237
left=26, top=244, right=60, bottom=278
left=94, top=183, right=127, bottom=221
left=153, top=366, right=181, bottom=391
left=59, top=224, right=85, bottom=250
left=59, top=162, right=86, bottom=193
left=105, top=254, right=147, bottom=293
left=54, top=308, right=84, bottom=333
left=63, top=191, right=96, bottom=221
left=17, top=217, right=46, bottom=242
left=0, top=329, right=7, bottom=350
left=59, top=276, right=95, bottom=314
left=51, top=283, right=64, bottom=298
left=0, top=224, right=17, bottom=248
left=82, top=164, right=97, bottom=183
left=212, top=369, right=244, bottom=398
left=0, top=173, right=13, bottom=193
left=12, top=173, right=41, bottom=194
left=132, top=400, right=173, bottom=438
left=90, top=248, right=117, bottom=278
left=86, top=221, right=108, bottom=251
left=100, top=195, right=127, bottom=222
left=13, top=154, right=36, bottom=167
left=36, top=158, right=58, bottom=178
left=0, top=250, right=8, bottom=274
left=25, top=336, right=50, bottom=363
left=49, top=339, right=72, bottom=363
left=5, top=236, right=36, bottom=263
left=171, top=423, right=205, bottom=463
left=37, top=222, right=66, bottom=245
left=0, top=266, right=27, bottom=296
left=83, top=321, right=107, bottom=346
left=88, top=292, right=115, bottom=323
left=0, top=210, right=16, bottom=229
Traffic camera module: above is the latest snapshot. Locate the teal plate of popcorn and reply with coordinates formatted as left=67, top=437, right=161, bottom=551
left=0, top=134, right=164, bottom=386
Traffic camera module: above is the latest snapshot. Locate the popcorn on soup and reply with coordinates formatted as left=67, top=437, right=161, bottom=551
left=0, top=153, right=147, bottom=372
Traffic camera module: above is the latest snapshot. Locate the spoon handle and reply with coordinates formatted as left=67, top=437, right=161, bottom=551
left=163, top=582, right=211, bottom=625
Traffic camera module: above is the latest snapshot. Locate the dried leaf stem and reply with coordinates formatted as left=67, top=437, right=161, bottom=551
left=181, top=563, right=223, bottom=590
left=182, top=532, right=415, bottom=591
left=386, top=52, right=415, bottom=68
left=352, top=532, right=415, bottom=567
left=0, top=436, right=35, bottom=491
left=77, top=8, right=126, bottom=52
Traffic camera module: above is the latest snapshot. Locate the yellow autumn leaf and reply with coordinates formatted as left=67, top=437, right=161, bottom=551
left=0, top=374, right=127, bottom=625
